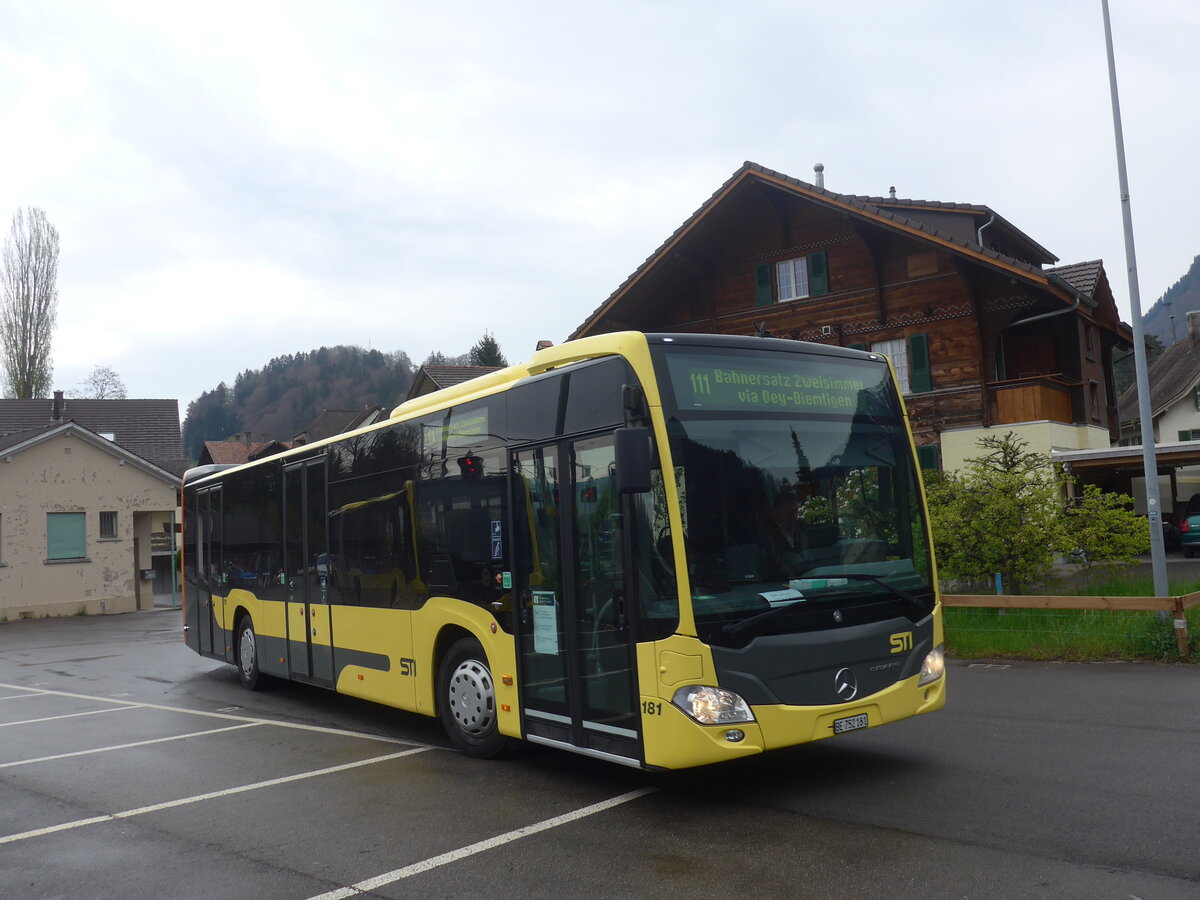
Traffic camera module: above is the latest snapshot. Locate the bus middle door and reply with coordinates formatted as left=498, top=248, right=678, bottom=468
left=283, top=458, right=334, bottom=687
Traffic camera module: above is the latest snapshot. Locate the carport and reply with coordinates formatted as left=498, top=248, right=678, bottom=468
left=1053, top=438, right=1200, bottom=529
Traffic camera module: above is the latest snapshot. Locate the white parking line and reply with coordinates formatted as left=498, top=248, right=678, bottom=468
left=0, top=746, right=429, bottom=846
left=0, top=681, right=433, bottom=747
left=0, top=722, right=263, bottom=769
left=0, top=691, right=51, bottom=701
left=0, top=706, right=135, bottom=728
left=306, top=786, right=658, bottom=900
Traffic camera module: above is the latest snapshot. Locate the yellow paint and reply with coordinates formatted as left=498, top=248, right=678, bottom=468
left=755, top=671, right=945, bottom=750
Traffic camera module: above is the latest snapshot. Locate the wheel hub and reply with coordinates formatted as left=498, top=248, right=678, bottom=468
left=240, top=628, right=255, bottom=672
left=448, top=659, right=495, bottom=735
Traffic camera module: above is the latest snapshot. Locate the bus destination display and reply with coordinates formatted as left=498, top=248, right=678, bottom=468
left=668, top=355, right=881, bottom=413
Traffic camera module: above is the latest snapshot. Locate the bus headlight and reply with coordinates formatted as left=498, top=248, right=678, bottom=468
left=672, top=686, right=755, bottom=725
left=919, top=645, right=945, bottom=686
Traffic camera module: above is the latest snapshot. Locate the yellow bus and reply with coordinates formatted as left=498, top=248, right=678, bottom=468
left=182, top=332, right=944, bottom=769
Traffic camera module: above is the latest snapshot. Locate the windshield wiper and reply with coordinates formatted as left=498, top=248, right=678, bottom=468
left=828, top=573, right=925, bottom=617
left=722, top=573, right=926, bottom=640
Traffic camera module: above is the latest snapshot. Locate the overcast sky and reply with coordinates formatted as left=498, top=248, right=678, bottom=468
left=1, top=0, right=1196, bottom=414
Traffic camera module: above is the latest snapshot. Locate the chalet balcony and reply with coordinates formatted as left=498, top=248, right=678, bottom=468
left=988, top=375, right=1081, bottom=426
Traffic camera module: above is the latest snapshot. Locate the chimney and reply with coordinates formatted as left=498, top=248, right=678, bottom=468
left=535, top=340, right=554, bottom=351
left=1188, top=311, right=1200, bottom=347
left=243, top=431, right=253, bottom=447
left=52, top=390, right=64, bottom=422
left=813, top=163, right=825, bottom=189
left=889, top=186, right=897, bottom=199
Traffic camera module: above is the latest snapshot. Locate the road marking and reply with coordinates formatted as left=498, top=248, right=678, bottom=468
left=0, top=706, right=135, bottom=728
left=0, top=691, right=51, bottom=701
left=0, top=746, right=429, bottom=845
left=0, top=681, right=433, bottom=748
left=0, top=722, right=262, bottom=769
left=306, top=786, right=658, bottom=900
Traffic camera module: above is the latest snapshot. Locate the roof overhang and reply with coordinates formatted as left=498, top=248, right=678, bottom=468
left=2, top=421, right=179, bottom=485
left=1053, top=440, right=1200, bottom=473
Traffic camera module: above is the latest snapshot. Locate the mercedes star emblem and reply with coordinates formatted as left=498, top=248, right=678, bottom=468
left=834, top=667, right=858, bottom=701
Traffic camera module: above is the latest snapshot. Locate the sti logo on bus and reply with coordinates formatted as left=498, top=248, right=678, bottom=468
left=889, top=632, right=913, bottom=654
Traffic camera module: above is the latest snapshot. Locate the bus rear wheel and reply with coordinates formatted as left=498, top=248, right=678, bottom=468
left=438, top=637, right=506, bottom=758
left=236, top=615, right=265, bottom=691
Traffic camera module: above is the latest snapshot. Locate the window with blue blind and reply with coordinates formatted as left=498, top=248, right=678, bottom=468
left=47, top=512, right=87, bottom=560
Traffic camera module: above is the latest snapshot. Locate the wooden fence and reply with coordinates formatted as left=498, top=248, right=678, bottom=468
left=941, top=591, right=1200, bottom=658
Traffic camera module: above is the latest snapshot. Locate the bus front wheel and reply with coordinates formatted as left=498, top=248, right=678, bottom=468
left=437, top=637, right=506, bottom=758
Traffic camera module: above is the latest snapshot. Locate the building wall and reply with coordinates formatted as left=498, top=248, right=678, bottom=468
left=0, top=432, right=176, bottom=619
left=1155, top=388, right=1200, bottom=442
left=940, top=421, right=1112, bottom=473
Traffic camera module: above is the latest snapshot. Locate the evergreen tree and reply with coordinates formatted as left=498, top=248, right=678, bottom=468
left=469, top=331, right=508, bottom=367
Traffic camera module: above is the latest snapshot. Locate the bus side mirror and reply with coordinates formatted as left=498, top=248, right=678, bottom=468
left=614, top=426, right=651, bottom=494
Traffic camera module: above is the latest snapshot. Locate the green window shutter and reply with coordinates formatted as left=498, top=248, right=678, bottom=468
left=849, top=342, right=867, bottom=351
left=47, top=512, right=86, bottom=560
left=908, top=333, right=932, bottom=393
left=1179, top=430, right=1193, bottom=442
left=917, top=445, right=939, bottom=471
left=808, top=250, right=829, bottom=296
left=754, top=263, right=773, bottom=307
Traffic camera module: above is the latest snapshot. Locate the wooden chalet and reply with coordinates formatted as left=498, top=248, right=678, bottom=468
left=571, top=162, right=1132, bottom=470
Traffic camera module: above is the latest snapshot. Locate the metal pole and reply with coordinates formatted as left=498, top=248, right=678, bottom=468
left=1102, top=0, right=1168, bottom=597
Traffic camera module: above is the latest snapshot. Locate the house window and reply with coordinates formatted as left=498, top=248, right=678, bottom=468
left=100, top=510, right=118, bottom=539
left=757, top=251, right=829, bottom=306
left=871, top=335, right=932, bottom=395
left=47, top=512, right=87, bottom=561
left=1179, top=430, right=1194, bottom=442
left=776, top=257, right=810, bottom=301
left=1085, top=325, right=1095, bottom=362
left=872, top=339, right=910, bottom=394
left=1089, top=381, right=1100, bottom=421
left=916, top=445, right=940, bottom=471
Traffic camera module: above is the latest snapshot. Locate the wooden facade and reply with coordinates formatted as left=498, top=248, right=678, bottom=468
left=571, top=163, right=1131, bottom=467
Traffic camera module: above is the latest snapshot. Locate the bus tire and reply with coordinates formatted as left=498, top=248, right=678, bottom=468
left=236, top=615, right=265, bottom=691
left=438, top=637, right=506, bottom=758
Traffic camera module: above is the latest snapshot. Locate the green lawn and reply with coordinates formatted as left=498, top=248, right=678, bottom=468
left=943, top=574, right=1200, bottom=662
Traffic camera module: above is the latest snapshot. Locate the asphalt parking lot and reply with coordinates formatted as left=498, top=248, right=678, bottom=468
left=0, top=612, right=656, bottom=898
left=4, top=609, right=1200, bottom=899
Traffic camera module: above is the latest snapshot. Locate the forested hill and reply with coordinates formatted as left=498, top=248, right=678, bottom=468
left=1144, top=254, right=1200, bottom=346
left=182, top=346, right=414, bottom=462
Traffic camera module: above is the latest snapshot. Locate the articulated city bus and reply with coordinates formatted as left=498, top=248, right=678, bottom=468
left=181, top=332, right=945, bottom=769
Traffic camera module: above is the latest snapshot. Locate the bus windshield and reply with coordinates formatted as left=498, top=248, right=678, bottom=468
left=653, top=343, right=934, bottom=645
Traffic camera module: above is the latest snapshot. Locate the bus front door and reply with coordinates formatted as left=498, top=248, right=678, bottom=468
left=513, top=436, right=641, bottom=765
left=283, top=459, right=334, bottom=687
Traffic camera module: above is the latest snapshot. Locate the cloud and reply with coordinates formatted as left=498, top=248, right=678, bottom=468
left=2, top=0, right=1197, bottom=412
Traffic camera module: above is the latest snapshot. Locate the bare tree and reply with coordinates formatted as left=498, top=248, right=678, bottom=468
left=1, top=207, right=59, bottom=399
left=76, top=364, right=128, bottom=399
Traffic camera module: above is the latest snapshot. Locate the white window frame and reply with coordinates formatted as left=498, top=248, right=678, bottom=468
left=776, top=257, right=810, bottom=302
left=872, top=339, right=911, bottom=395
